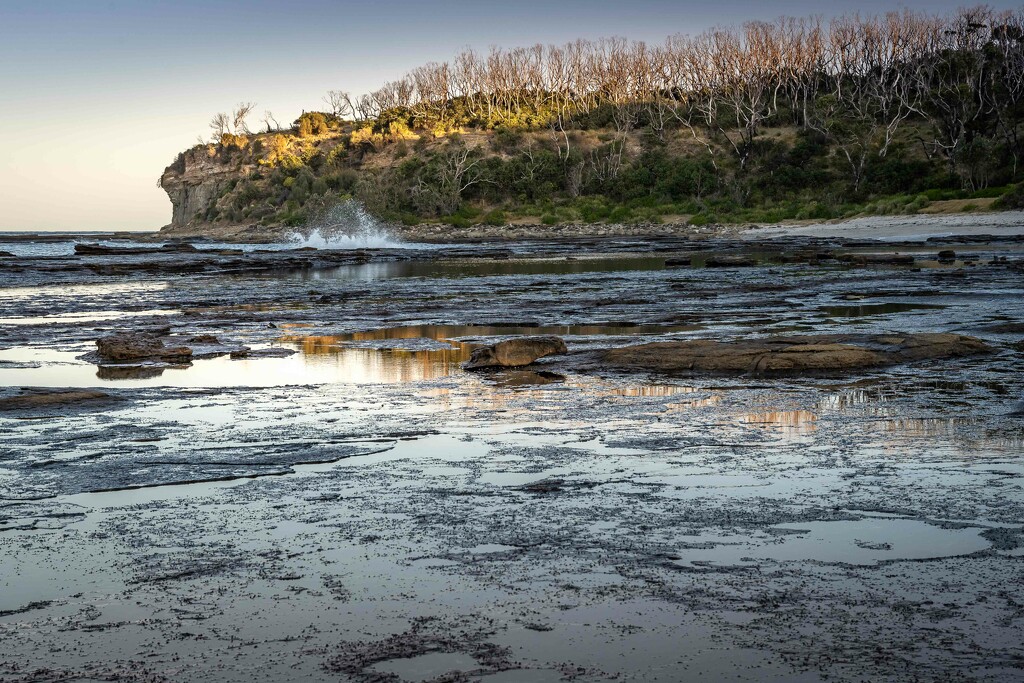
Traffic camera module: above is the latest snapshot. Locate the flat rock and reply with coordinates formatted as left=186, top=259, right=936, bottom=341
left=96, top=332, right=193, bottom=362
left=0, top=390, right=112, bottom=411
left=230, top=347, right=297, bottom=359
left=601, top=333, right=992, bottom=376
left=464, top=336, right=568, bottom=370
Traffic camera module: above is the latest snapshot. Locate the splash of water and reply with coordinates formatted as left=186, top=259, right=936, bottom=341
left=286, top=201, right=409, bottom=249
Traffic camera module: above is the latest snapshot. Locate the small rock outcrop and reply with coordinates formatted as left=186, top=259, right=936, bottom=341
left=95, top=332, right=193, bottom=362
left=0, top=390, right=112, bottom=411
left=464, top=336, right=568, bottom=370
left=601, top=333, right=992, bottom=376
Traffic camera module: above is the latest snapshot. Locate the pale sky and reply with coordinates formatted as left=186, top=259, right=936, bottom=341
left=1, top=0, right=1017, bottom=232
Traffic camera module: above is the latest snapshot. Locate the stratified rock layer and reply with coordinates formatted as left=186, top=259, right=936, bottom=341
left=601, top=333, right=992, bottom=376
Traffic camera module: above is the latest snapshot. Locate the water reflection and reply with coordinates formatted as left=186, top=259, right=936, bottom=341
left=0, top=308, right=178, bottom=326
left=299, top=257, right=670, bottom=281
left=742, top=410, right=818, bottom=438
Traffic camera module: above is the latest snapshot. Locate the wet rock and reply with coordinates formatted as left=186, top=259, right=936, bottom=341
left=230, top=347, right=297, bottom=359
left=520, top=478, right=565, bottom=493
left=0, top=389, right=112, bottom=411
left=978, top=322, right=1024, bottom=334
left=600, top=333, right=992, bottom=376
left=0, top=250, right=15, bottom=257
left=937, top=249, right=957, bottom=263
left=705, top=256, right=758, bottom=267
left=463, top=336, right=568, bottom=370
left=664, top=257, right=692, bottom=267
left=837, top=253, right=916, bottom=265
left=95, top=332, right=192, bottom=362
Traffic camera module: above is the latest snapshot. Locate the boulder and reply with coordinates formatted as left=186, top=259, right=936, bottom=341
left=95, top=332, right=192, bottom=362
left=464, top=336, right=568, bottom=370
left=601, top=333, right=991, bottom=377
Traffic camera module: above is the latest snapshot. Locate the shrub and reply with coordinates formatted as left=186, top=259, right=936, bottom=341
left=483, top=209, right=507, bottom=226
left=608, top=206, right=632, bottom=223
left=994, top=182, right=1024, bottom=210
left=541, top=213, right=558, bottom=225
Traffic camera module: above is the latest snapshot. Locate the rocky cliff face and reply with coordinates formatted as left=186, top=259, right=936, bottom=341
left=159, top=146, right=249, bottom=232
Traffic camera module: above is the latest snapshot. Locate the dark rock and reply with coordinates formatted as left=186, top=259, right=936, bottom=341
left=230, top=347, right=297, bottom=359
left=520, top=479, right=565, bottom=493
left=705, top=256, right=758, bottom=267
left=664, top=258, right=692, bottom=267
left=464, top=336, right=568, bottom=370
left=937, top=249, right=957, bottom=263
left=837, top=253, right=915, bottom=265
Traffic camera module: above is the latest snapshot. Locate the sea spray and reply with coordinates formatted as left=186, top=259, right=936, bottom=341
left=286, top=200, right=410, bottom=249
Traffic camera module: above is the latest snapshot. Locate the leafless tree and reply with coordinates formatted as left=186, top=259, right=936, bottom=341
left=323, top=90, right=355, bottom=120
left=209, top=112, right=231, bottom=140
left=232, top=102, right=256, bottom=135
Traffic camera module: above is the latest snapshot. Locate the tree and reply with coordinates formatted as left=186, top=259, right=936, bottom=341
left=323, top=90, right=354, bottom=120
left=233, top=102, right=256, bottom=135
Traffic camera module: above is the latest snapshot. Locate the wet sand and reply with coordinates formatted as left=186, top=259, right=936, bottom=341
left=0, top=227, right=1022, bottom=682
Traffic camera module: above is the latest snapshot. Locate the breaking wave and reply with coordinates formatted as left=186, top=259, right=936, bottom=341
left=286, top=201, right=413, bottom=249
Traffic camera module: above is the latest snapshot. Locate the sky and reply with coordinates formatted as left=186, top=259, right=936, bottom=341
left=1, top=0, right=1020, bottom=232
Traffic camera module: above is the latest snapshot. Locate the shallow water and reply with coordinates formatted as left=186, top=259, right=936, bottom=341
left=0, top=230, right=1022, bottom=683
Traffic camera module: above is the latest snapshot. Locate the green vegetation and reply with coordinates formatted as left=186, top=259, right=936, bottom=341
left=163, top=7, right=1024, bottom=228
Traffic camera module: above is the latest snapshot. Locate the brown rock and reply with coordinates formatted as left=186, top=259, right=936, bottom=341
left=464, top=336, right=568, bottom=370
left=96, top=332, right=193, bottom=361
left=0, top=390, right=111, bottom=411
left=601, top=333, right=991, bottom=376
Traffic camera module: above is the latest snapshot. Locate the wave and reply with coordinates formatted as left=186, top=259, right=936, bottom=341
left=286, top=201, right=413, bottom=249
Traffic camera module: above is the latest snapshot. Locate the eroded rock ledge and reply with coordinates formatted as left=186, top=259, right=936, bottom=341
left=600, top=333, right=993, bottom=376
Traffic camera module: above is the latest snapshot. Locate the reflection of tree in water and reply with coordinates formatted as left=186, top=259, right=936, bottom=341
left=742, top=410, right=819, bottom=437
left=279, top=330, right=476, bottom=384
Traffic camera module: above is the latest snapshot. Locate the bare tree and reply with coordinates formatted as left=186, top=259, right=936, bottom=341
left=323, top=90, right=355, bottom=119
left=262, top=110, right=282, bottom=133
left=209, top=112, right=231, bottom=140
left=232, top=102, right=256, bottom=135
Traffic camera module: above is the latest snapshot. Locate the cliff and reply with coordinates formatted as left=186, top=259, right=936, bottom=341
left=159, top=145, right=258, bottom=234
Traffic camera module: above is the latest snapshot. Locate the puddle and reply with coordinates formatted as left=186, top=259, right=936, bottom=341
left=0, top=309, right=178, bottom=326
left=298, top=256, right=669, bottom=280
left=820, top=303, right=946, bottom=318
left=476, top=670, right=566, bottom=682
left=677, top=519, right=989, bottom=567
left=0, top=281, right=169, bottom=302
left=368, top=652, right=481, bottom=681
left=292, top=251, right=804, bottom=281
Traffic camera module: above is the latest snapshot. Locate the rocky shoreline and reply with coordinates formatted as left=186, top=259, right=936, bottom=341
left=1, top=226, right=1022, bottom=682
